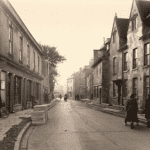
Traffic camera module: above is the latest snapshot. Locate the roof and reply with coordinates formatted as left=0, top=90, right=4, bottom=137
left=85, top=69, right=94, bottom=77
left=136, top=0, right=150, bottom=21
left=116, top=18, right=129, bottom=38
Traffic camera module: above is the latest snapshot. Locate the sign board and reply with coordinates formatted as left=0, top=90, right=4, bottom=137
left=1, top=81, right=5, bottom=90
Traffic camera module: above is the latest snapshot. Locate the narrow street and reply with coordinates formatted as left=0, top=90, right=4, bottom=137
left=21, top=99, right=150, bottom=150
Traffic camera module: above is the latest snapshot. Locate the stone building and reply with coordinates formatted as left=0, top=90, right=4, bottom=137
left=124, top=0, right=150, bottom=109
left=91, top=39, right=110, bottom=104
left=109, top=14, right=129, bottom=106
left=0, top=0, right=49, bottom=112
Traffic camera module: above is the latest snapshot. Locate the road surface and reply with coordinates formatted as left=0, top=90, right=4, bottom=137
left=21, top=99, right=150, bottom=150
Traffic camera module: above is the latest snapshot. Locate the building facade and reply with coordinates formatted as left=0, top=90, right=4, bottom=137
left=0, top=0, right=48, bottom=112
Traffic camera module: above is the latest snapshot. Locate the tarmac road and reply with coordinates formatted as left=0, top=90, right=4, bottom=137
left=21, top=99, right=150, bottom=150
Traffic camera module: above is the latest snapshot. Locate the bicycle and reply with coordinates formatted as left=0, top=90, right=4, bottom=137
left=0, top=102, right=9, bottom=118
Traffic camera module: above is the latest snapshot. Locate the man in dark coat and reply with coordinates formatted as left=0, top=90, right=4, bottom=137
left=145, top=94, right=150, bottom=128
left=125, top=94, right=139, bottom=129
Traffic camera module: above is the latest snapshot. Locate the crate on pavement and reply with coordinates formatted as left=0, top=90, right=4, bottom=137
left=31, top=105, right=48, bottom=125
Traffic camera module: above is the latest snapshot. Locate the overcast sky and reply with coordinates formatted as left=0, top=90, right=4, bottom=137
left=9, top=0, right=132, bottom=85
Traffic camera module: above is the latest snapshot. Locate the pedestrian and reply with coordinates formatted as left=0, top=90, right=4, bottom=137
left=124, top=93, right=139, bottom=129
left=144, top=94, right=150, bottom=128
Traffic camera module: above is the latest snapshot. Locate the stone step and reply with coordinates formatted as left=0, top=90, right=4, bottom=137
left=31, top=112, right=45, bottom=119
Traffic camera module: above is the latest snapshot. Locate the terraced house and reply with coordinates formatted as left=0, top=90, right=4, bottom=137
left=0, top=0, right=50, bottom=112
left=109, top=0, right=150, bottom=110
left=92, top=39, right=110, bottom=104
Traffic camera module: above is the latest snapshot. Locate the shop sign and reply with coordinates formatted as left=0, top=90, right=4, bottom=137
left=1, top=81, right=5, bottom=90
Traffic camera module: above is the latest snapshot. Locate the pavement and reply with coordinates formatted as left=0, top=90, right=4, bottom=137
left=0, top=99, right=59, bottom=142
left=80, top=98, right=147, bottom=124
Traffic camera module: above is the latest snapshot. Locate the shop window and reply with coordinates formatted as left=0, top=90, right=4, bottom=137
left=14, top=76, right=21, bottom=104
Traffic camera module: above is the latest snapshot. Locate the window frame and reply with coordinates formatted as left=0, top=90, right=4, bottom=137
left=133, top=78, right=137, bottom=97
left=144, top=76, right=149, bottom=99
left=124, top=52, right=128, bottom=71
left=133, top=48, right=137, bottom=69
left=27, top=45, right=30, bottom=66
left=38, top=56, right=40, bottom=73
left=33, top=51, right=35, bottom=70
left=113, top=82, right=116, bottom=97
left=19, top=37, right=23, bottom=61
left=9, top=24, right=13, bottom=54
left=113, top=57, right=116, bottom=74
left=144, top=43, right=150, bottom=66
left=112, top=31, right=116, bottom=43
left=132, top=15, right=137, bottom=31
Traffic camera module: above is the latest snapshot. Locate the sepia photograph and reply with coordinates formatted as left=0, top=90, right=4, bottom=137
left=0, top=0, right=150, bottom=149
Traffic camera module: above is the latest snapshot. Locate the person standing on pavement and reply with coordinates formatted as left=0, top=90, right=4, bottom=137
left=144, top=94, right=150, bottom=128
left=125, top=94, right=139, bottom=129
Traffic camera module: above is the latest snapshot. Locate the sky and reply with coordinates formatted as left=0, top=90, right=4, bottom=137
left=8, top=0, right=133, bottom=85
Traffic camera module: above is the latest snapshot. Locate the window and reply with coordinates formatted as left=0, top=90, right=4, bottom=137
left=112, top=32, right=116, bottom=43
left=133, top=48, right=137, bottom=69
left=9, top=24, right=13, bottom=54
left=133, top=78, right=137, bottom=97
left=144, top=43, right=150, bottom=66
left=27, top=45, right=30, bottom=66
left=38, top=56, right=40, bottom=73
left=124, top=53, right=128, bottom=71
left=33, top=51, right=35, bottom=70
left=132, top=16, right=137, bottom=31
left=123, top=79, right=128, bottom=97
left=107, top=44, right=109, bottom=50
left=113, top=57, right=116, bottom=74
left=113, top=82, right=116, bottom=97
left=144, top=76, right=149, bottom=98
left=19, top=37, right=23, bottom=61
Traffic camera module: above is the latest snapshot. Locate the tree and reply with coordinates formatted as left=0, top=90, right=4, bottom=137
left=39, top=44, right=66, bottom=68
left=39, top=44, right=66, bottom=92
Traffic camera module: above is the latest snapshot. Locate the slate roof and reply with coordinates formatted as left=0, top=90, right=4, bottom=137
left=136, top=0, right=150, bottom=21
left=116, top=18, right=129, bottom=38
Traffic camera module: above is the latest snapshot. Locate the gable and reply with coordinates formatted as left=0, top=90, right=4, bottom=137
left=128, top=0, right=142, bottom=33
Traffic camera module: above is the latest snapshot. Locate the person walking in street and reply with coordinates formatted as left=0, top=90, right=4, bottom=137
left=144, top=94, right=150, bottom=128
left=59, top=94, right=62, bottom=100
left=124, top=94, right=139, bottom=129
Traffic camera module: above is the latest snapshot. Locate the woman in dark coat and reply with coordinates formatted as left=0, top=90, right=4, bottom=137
left=125, top=94, right=139, bottom=129
left=145, top=94, right=150, bottom=128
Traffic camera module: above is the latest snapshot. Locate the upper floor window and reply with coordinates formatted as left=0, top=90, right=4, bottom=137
left=112, top=31, right=116, bottom=43
left=38, top=56, right=40, bottom=73
left=132, top=15, right=137, bottom=31
left=33, top=51, right=35, bottom=70
left=133, top=48, right=137, bottom=69
left=27, top=45, right=30, bottom=66
left=113, top=57, right=116, bottom=74
left=124, top=52, right=128, bottom=71
left=9, top=24, right=13, bottom=54
left=19, top=37, right=23, bottom=61
left=106, top=44, right=109, bottom=50
left=144, top=43, right=150, bottom=66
